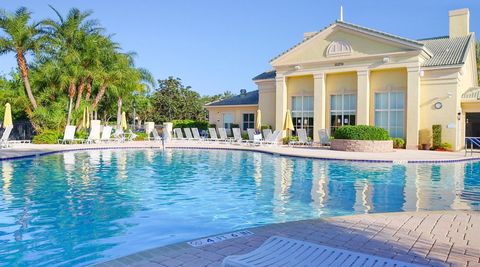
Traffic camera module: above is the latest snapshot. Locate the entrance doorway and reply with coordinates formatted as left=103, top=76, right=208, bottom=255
left=466, top=113, right=480, bottom=137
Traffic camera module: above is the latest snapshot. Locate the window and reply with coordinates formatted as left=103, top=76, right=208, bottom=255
left=292, top=96, right=314, bottom=137
left=374, top=92, right=405, bottom=138
left=242, top=113, right=255, bottom=130
left=330, top=94, right=356, bottom=134
left=223, top=113, right=234, bottom=129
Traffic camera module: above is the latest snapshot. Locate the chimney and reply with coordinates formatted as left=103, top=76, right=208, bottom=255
left=449, top=8, right=470, bottom=38
left=240, top=89, right=247, bottom=95
left=303, top=32, right=316, bottom=40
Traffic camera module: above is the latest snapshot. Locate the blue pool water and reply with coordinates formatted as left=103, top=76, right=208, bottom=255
left=0, top=149, right=479, bottom=266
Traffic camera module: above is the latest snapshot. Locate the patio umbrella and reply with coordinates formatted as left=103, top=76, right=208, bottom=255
left=283, top=109, right=294, bottom=136
left=256, top=109, right=262, bottom=132
left=86, top=106, right=90, bottom=128
left=82, top=107, right=86, bottom=128
left=3, top=103, right=12, bottom=129
left=121, top=111, right=127, bottom=130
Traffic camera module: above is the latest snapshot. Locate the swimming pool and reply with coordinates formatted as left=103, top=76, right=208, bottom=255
left=0, top=149, right=478, bottom=266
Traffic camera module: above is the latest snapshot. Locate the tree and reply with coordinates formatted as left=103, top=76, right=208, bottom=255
left=0, top=7, right=42, bottom=110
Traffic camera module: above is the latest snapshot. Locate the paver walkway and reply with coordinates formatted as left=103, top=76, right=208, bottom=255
left=97, top=211, right=480, bottom=267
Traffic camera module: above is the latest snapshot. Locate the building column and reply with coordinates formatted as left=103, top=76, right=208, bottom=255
left=357, top=70, right=370, bottom=125
left=313, top=73, right=326, bottom=142
left=406, top=67, right=421, bottom=150
left=275, top=75, right=287, bottom=136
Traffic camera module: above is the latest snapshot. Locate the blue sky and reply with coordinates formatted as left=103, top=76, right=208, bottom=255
left=1, top=0, right=479, bottom=95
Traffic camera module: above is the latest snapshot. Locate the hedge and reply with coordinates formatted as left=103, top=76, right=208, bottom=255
left=432, top=124, right=442, bottom=148
left=171, top=120, right=209, bottom=130
left=32, top=130, right=63, bottom=144
left=333, top=125, right=390, bottom=141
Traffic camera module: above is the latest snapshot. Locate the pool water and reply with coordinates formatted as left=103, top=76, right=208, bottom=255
left=0, top=149, right=479, bottom=266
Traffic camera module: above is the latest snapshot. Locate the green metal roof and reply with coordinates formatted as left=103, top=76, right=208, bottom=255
left=419, top=34, right=472, bottom=67
left=462, top=87, right=480, bottom=102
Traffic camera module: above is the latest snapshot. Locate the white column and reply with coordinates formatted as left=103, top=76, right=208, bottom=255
left=313, top=73, right=326, bottom=142
left=406, top=67, right=421, bottom=150
left=275, top=75, right=287, bottom=136
left=357, top=70, right=370, bottom=125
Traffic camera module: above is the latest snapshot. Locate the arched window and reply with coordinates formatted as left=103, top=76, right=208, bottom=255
left=326, top=40, right=352, bottom=57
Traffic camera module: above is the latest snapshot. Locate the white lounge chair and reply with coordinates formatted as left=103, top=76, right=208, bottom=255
left=260, top=130, right=282, bottom=145
left=222, top=236, right=422, bottom=267
left=246, top=128, right=256, bottom=143
left=218, top=128, right=232, bottom=143
left=262, top=129, right=272, bottom=140
left=183, top=128, right=195, bottom=141
left=162, top=128, right=172, bottom=142
left=173, top=128, right=185, bottom=140
left=83, top=123, right=101, bottom=144
left=317, top=129, right=331, bottom=146
left=58, top=125, right=77, bottom=144
left=100, top=126, right=113, bottom=142
left=207, top=128, right=220, bottom=142
left=151, top=128, right=162, bottom=142
left=0, top=125, right=13, bottom=148
left=126, top=129, right=137, bottom=141
left=289, top=128, right=312, bottom=146
left=232, top=128, right=243, bottom=144
left=113, top=128, right=125, bottom=143
left=191, top=128, right=204, bottom=141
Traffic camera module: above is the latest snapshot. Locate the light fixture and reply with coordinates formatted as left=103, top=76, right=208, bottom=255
left=382, top=57, right=390, bottom=63
left=419, top=70, right=425, bottom=77
left=294, top=65, right=301, bottom=70
left=447, top=92, right=453, bottom=98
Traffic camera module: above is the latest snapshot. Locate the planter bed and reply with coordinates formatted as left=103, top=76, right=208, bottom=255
left=331, top=139, right=393, bottom=152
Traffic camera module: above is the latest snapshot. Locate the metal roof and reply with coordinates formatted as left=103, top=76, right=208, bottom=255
left=252, top=70, right=276, bottom=81
left=462, top=87, right=480, bottom=102
left=205, top=90, right=259, bottom=106
left=419, top=34, right=472, bottom=67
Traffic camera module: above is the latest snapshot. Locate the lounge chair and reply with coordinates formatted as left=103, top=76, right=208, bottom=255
left=0, top=125, right=13, bottom=148
left=183, top=128, right=195, bottom=141
left=317, top=129, right=331, bottom=146
left=150, top=128, right=162, bottom=141
left=113, top=128, right=125, bottom=142
left=83, top=123, right=101, bottom=144
left=162, top=128, right=172, bottom=141
left=58, top=125, right=77, bottom=144
left=218, top=128, right=232, bottom=143
left=207, top=128, right=220, bottom=142
left=260, top=130, right=282, bottom=145
left=262, top=129, right=272, bottom=140
left=232, top=128, right=243, bottom=144
left=191, top=128, right=204, bottom=141
left=246, top=128, right=256, bottom=143
left=289, top=128, right=312, bottom=146
left=100, top=126, right=113, bottom=142
left=126, top=129, right=137, bottom=141
left=173, top=128, right=185, bottom=140
left=222, top=236, right=421, bottom=267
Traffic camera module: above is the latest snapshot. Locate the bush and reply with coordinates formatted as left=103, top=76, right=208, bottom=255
left=333, top=125, right=390, bottom=141
left=75, top=130, right=88, bottom=139
left=171, top=119, right=209, bottom=130
left=283, top=136, right=298, bottom=145
left=392, top=138, right=405, bottom=149
left=261, top=124, right=271, bottom=130
left=134, top=132, right=148, bottom=141
left=241, top=132, right=249, bottom=140
left=432, top=125, right=442, bottom=148
left=32, top=130, right=63, bottom=144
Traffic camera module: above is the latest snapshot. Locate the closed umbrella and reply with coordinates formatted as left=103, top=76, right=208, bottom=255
left=255, top=109, right=262, bottom=132
left=121, top=111, right=127, bottom=130
left=3, top=103, right=12, bottom=129
left=283, top=109, right=294, bottom=136
left=82, top=107, right=86, bottom=128
left=86, top=106, right=90, bottom=129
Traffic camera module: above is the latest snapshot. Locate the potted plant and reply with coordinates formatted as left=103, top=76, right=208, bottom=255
left=419, top=129, right=431, bottom=150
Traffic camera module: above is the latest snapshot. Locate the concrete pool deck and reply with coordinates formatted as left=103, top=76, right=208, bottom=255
left=0, top=140, right=479, bottom=163
left=96, top=210, right=480, bottom=267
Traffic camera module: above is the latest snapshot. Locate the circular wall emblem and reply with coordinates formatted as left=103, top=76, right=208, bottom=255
left=434, top=102, right=443, bottom=109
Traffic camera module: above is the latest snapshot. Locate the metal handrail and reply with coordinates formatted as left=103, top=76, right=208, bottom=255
left=465, top=137, right=480, bottom=156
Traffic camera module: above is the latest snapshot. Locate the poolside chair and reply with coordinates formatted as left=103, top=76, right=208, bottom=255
left=218, top=128, right=232, bottom=143
left=173, top=128, right=185, bottom=140
left=150, top=128, right=162, bottom=141
left=246, top=128, right=256, bottom=142
left=232, top=128, right=243, bottom=144
left=83, top=123, right=101, bottom=144
left=126, top=129, right=137, bottom=141
left=317, top=129, right=331, bottom=146
left=113, top=128, right=125, bottom=143
left=222, top=236, right=421, bottom=267
left=207, top=128, right=220, bottom=142
left=58, top=125, right=77, bottom=144
left=0, top=125, right=13, bottom=148
left=162, top=128, right=172, bottom=142
left=100, top=126, right=113, bottom=142
left=262, top=129, right=272, bottom=140
left=260, top=130, right=282, bottom=146
left=289, top=128, right=312, bottom=146
left=191, top=128, right=204, bottom=141
left=183, top=128, right=195, bottom=141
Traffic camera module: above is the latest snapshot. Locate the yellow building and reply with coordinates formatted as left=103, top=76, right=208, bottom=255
left=206, top=8, right=479, bottom=150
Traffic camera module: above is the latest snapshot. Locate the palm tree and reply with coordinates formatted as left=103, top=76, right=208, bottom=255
left=0, top=7, right=42, bottom=110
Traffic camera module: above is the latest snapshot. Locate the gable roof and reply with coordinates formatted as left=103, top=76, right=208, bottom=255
left=205, top=90, right=259, bottom=107
left=270, top=20, right=429, bottom=64
left=462, top=87, right=480, bottom=102
left=419, top=34, right=472, bottom=67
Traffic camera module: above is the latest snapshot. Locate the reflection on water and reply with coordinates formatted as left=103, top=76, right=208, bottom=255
left=0, top=149, right=479, bottom=266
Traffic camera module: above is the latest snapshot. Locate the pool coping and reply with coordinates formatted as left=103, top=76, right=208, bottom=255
left=0, top=143, right=479, bottom=164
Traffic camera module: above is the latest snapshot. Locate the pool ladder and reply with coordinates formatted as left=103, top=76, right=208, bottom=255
left=465, top=137, right=480, bottom=156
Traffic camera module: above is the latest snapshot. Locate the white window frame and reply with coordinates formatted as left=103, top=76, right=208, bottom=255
left=222, top=112, right=234, bottom=129
left=330, top=93, right=356, bottom=121
left=374, top=91, right=405, bottom=138
left=242, top=113, right=255, bottom=130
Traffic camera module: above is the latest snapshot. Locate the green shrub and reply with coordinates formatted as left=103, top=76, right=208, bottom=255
left=231, top=124, right=240, bottom=129
left=333, top=125, right=390, bottom=140
left=241, top=133, right=249, bottom=140
left=134, top=132, right=148, bottom=141
left=432, top=125, right=442, bottom=148
left=209, top=123, right=216, bottom=129
left=32, top=130, right=63, bottom=144
left=75, top=130, right=88, bottom=139
left=283, top=136, right=298, bottom=145
left=172, top=119, right=209, bottom=130
left=440, top=142, right=452, bottom=150
left=392, top=137, right=405, bottom=149
left=261, top=124, right=271, bottom=130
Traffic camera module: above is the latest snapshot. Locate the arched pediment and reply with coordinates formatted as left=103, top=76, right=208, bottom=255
left=326, top=40, right=352, bottom=57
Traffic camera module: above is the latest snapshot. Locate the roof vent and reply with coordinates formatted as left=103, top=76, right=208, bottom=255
left=240, top=89, right=247, bottom=95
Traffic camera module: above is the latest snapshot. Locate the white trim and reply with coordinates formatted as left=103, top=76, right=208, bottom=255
left=374, top=91, right=405, bottom=138
left=326, top=40, right=353, bottom=57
